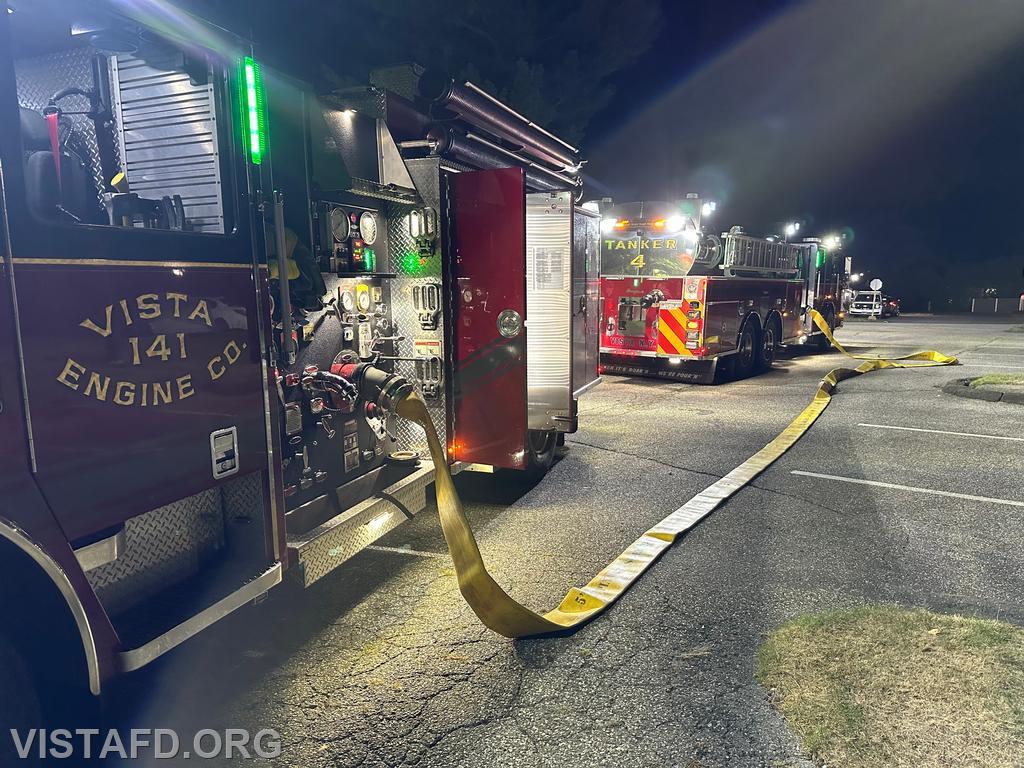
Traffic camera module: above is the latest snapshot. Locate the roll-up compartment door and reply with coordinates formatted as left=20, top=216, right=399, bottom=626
left=525, top=191, right=573, bottom=431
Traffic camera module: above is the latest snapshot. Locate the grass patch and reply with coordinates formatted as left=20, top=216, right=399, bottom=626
left=969, top=373, right=1024, bottom=389
left=756, top=606, right=1024, bottom=767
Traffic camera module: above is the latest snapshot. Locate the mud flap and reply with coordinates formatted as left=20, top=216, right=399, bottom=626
left=600, top=353, right=717, bottom=384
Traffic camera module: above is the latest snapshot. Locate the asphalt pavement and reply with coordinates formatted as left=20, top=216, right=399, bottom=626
left=112, top=314, right=1024, bottom=768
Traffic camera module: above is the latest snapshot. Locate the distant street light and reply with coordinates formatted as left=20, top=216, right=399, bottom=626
left=850, top=273, right=860, bottom=283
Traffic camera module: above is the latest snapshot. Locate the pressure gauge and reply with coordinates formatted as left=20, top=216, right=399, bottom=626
left=356, top=286, right=371, bottom=311
left=358, top=211, right=378, bottom=245
left=330, top=207, right=349, bottom=242
left=340, top=290, right=355, bottom=312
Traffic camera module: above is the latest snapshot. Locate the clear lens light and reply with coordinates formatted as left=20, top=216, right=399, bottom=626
left=666, top=215, right=686, bottom=233
left=701, top=202, right=713, bottom=217
left=600, top=218, right=615, bottom=234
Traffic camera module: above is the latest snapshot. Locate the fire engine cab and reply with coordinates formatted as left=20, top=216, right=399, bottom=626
left=0, top=0, right=598, bottom=729
left=598, top=199, right=848, bottom=382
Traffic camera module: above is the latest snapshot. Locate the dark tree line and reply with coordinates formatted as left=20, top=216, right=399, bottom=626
left=189, top=0, right=661, bottom=145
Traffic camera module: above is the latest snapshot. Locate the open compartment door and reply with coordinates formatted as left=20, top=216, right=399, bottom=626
left=572, top=206, right=601, bottom=399
left=448, top=167, right=528, bottom=470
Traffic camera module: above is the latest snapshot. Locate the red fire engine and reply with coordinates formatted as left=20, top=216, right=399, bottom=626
left=598, top=199, right=848, bottom=383
left=0, top=0, right=598, bottom=730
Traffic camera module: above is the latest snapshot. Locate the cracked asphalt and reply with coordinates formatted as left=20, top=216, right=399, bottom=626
left=111, top=315, right=1024, bottom=767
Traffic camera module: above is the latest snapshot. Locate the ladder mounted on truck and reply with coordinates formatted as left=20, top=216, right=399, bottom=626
left=721, top=229, right=803, bottom=278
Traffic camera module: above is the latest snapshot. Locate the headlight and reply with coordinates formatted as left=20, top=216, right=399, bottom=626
left=665, top=215, right=686, bottom=233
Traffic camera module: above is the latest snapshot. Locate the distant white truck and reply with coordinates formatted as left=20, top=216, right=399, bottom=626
left=850, top=291, right=900, bottom=318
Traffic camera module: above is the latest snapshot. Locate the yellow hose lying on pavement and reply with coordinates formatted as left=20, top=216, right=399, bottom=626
left=396, top=310, right=958, bottom=638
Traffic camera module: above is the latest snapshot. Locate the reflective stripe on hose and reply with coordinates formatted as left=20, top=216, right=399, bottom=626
left=396, top=309, right=958, bottom=638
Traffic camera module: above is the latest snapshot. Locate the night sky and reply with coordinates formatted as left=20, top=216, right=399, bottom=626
left=206, top=0, right=1024, bottom=311
left=585, top=0, right=1024, bottom=310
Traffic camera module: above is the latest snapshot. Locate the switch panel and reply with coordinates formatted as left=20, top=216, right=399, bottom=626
left=210, top=426, right=239, bottom=479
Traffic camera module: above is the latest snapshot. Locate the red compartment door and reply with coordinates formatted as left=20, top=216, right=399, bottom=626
left=448, top=167, right=528, bottom=469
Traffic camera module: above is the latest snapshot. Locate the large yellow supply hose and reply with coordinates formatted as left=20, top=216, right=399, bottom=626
left=396, top=310, right=957, bottom=638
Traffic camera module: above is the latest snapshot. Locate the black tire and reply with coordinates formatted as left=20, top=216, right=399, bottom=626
left=757, top=315, right=781, bottom=371
left=0, top=634, right=42, bottom=766
left=525, top=429, right=556, bottom=476
left=812, top=307, right=835, bottom=350
left=734, top=319, right=759, bottom=379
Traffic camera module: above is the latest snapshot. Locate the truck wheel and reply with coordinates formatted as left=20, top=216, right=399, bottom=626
left=734, top=320, right=758, bottom=379
left=757, top=316, right=781, bottom=371
left=0, top=634, right=41, bottom=765
left=813, top=307, right=835, bottom=350
left=525, top=429, right=556, bottom=476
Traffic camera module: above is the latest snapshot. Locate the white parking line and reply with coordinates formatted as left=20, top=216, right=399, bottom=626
left=857, top=423, right=1024, bottom=442
left=791, top=470, right=1024, bottom=508
left=367, top=545, right=448, bottom=559
left=957, top=363, right=1024, bottom=370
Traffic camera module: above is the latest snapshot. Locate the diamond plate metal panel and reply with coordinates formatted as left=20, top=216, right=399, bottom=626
left=349, top=177, right=418, bottom=204
left=220, top=471, right=266, bottom=523
left=86, top=487, right=225, bottom=615
left=14, top=48, right=121, bottom=204
left=369, top=64, right=424, bottom=103
left=324, top=88, right=387, bottom=119
left=384, top=199, right=447, bottom=454
left=289, top=463, right=434, bottom=587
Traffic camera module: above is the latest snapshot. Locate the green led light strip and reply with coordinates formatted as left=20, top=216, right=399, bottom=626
left=240, top=56, right=266, bottom=165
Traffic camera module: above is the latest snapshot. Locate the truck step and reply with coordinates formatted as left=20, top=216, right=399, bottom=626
left=286, top=461, right=435, bottom=587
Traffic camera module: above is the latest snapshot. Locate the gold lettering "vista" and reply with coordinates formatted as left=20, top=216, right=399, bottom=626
left=80, top=293, right=213, bottom=337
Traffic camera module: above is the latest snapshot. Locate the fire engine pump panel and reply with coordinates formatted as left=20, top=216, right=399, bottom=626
left=265, top=82, right=421, bottom=533
left=266, top=61, right=598, bottom=533
left=276, top=64, right=601, bottom=476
